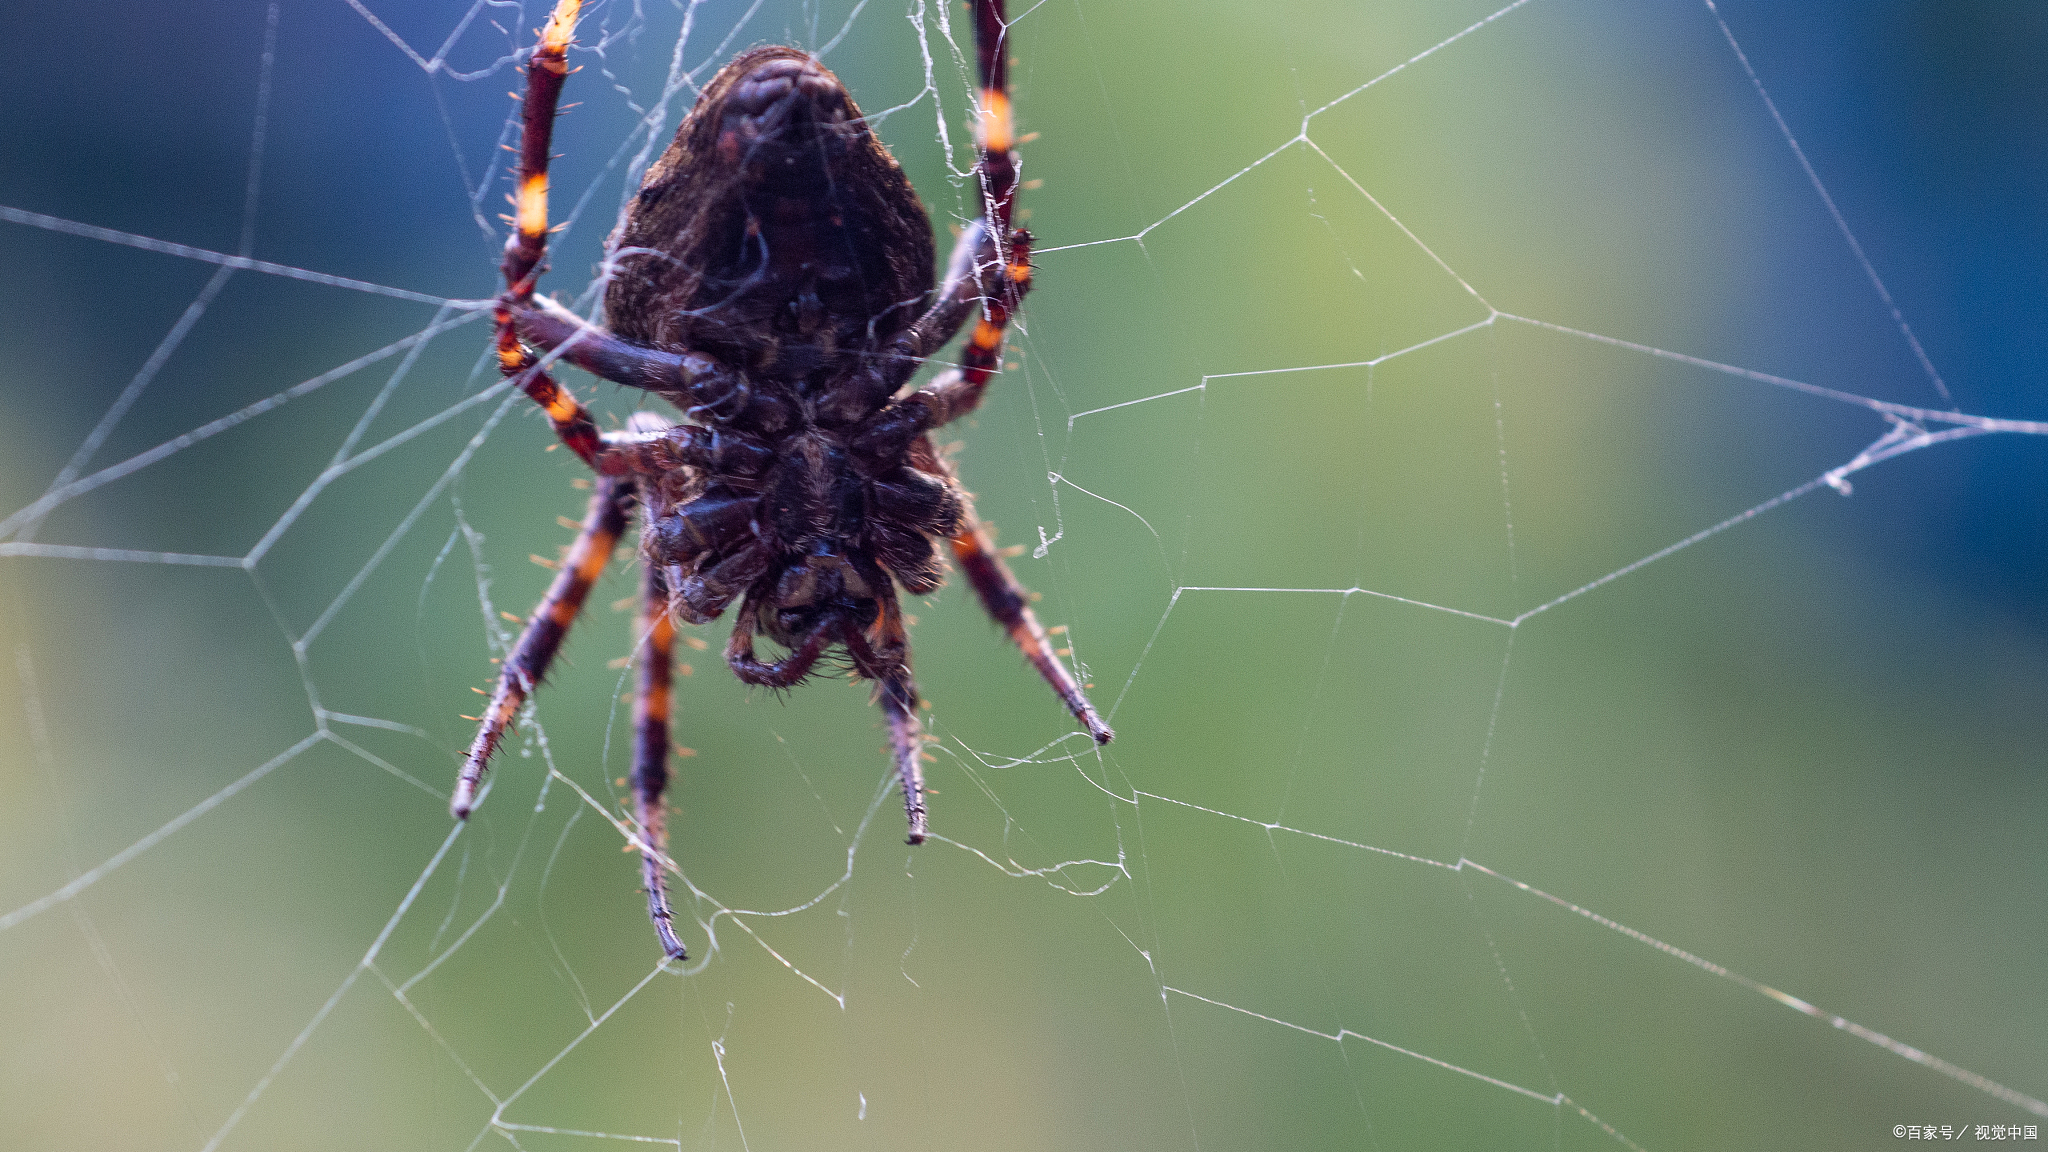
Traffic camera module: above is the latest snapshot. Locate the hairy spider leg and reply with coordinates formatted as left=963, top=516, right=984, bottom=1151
left=943, top=468, right=1113, bottom=745
left=914, top=2, right=1109, bottom=746
left=505, top=303, right=755, bottom=439
left=589, top=420, right=716, bottom=478
left=864, top=0, right=1034, bottom=410
left=632, top=560, right=688, bottom=960
left=863, top=0, right=1107, bottom=752
left=878, top=675, right=929, bottom=843
left=874, top=0, right=1033, bottom=429
left=494, top=0, right=607, bottom=470
left=840, top=585, right=930, bottom=843
left=451, top=474, right=632, bottom=820
left=884, top=217, right=991, bottom=368
left=956, top=0, right=1032, bottom=409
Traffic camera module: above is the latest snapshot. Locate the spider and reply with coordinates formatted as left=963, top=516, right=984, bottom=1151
left=449, top=0, right=1113, bottom=961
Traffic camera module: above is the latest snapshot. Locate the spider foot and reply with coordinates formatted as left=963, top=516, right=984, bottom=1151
left=642, top=849, right=689, bottom=962
left=880, top=677, right=930, bottom=845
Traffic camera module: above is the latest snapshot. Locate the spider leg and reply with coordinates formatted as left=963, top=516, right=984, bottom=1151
left=509, top=302, right=767, bottom=430
left=490, top=0, right=612, bottom=470
left=927, top=0, right=1033, bottom=419
left=917, top=2, right=1105, bottom=745
left=838, top=580, right=928, bottom=843
left=632, top=559, right=688, bottom=960
left=674, top=545, right=773, bottom=624
left=890, top=217, right=993, bottom=365
left=855, top=0, right=1030, bottom=437
left=877, top=672, right=928, bottom=844
left=510, top=302, right=696, bottom=393
left=937, top=453, right=1112, bottom=745
left=451, top=473, right=633, bottom=819
left=590, top=407, right=758, bottom=485
left=499, top=0, right=580, bottom=301
left=592, top=421, right=711, bottom=478
left=970, top=1, right=1023, bottom=235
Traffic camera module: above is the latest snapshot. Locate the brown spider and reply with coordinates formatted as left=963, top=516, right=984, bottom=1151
left=449, top=0, right=1113, bottom=961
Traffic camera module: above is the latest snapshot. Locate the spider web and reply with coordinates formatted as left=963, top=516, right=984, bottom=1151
left=3, top=0, right=2044, bottom=1149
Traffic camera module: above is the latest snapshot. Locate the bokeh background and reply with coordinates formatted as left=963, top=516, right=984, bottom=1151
left=2, top=1, right=2043, bottom=1149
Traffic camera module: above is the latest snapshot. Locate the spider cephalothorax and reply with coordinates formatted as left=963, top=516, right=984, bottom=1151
left=451, top=2, right=1112, bottom=962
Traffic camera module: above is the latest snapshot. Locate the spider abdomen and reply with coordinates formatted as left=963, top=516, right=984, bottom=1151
left=605, top=47, right=934, bottom=390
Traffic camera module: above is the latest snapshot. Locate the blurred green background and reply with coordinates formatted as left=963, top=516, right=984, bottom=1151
left=2, top=1, right=2043, bottom=1149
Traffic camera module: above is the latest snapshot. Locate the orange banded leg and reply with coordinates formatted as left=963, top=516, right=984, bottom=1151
left=502, top=359, right=603, bottom=470
left=941, top=247, right=1030, bottom=422
left=451, top=474, right=632, bottom=819
left=632, top=561, right=687, bottom=959
left=926, top=5, right=1106, bottom=746
left=499, top=0, right=580, bottom=297
left=961, top=0, right=1031, bottom=406
left=892, top=0, right=1031, bottom=429
left=948, top=503, right=1112, bottom=746
left=971, top=0, right=1023, bottom=249
left=494, top=0, right=604, bottom=468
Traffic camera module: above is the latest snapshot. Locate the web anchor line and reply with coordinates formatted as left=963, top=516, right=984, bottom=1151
left=1063, top=310, right=2043, bottom=607
left=1131, top=410, right=2032, bottom=647
left=1700, top=0, right=1951, bottom=403
left=1165, top=984, right=1651, bottom=1152
left=1455, top=859, right=2048, bottom=1118
left=1082, top=307, right=2045, bottom=685
left=1138, top=792, right=2048, bottom=1120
